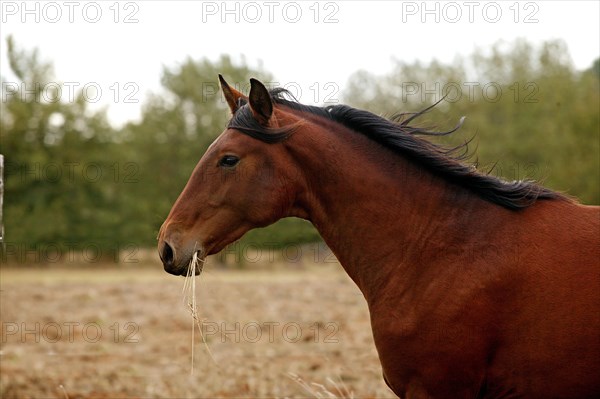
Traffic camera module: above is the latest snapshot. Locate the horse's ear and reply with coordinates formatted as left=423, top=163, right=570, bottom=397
left=219, top=74, right=246, bottom=114
left=249, top=78, right=273, bottom=125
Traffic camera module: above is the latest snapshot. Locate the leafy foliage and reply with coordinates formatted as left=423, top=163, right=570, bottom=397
left=344, top=39, right=599, bottom=204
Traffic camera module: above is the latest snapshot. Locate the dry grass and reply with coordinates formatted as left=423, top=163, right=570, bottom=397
left=0, top=260, right=395, bottom=398
left=288, top=372, right=355, bottom=398
left=182, top=251, right=216, bottom=374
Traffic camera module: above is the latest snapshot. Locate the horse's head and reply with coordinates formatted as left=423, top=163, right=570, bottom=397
left=157, top=76, right=306, bottom=275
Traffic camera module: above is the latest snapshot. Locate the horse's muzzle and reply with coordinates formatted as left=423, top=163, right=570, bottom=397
left=158, top=236, right=202, bottom=276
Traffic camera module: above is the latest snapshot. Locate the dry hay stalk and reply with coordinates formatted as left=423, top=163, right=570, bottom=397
left=181, top=249, right=216, bottom=374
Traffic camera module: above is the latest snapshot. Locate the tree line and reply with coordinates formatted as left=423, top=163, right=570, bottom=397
left=1, top=37, right=598, bottom=263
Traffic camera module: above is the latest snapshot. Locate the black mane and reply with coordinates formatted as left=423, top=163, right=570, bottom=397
left=227, top=88, right=567, bottom=210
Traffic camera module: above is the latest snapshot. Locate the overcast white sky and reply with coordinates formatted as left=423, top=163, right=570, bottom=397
left=1, top=0, right=599, bottom=126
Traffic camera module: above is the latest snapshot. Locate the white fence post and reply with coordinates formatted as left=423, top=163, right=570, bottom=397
left=0, top=154, right=4, bottom=244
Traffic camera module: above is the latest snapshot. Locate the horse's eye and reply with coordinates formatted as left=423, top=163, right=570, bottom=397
left=218, top=155, right=240, bottom=168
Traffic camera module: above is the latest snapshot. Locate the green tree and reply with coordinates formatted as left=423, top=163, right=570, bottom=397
left=343, top=39, right=599, bottom=204
left=1, top=37, right=128, bottom=261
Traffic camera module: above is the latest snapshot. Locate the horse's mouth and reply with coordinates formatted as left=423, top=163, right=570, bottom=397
left=164, top=251, right=204, bottom=277
left=168, top=264, right=202, bottom=277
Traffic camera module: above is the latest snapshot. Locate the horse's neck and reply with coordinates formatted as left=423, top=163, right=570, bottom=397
left=287, top=121, right=497, bottom=302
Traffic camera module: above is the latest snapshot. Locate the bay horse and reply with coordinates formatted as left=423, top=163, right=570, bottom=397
left=158, top=76, right=600, bottom=398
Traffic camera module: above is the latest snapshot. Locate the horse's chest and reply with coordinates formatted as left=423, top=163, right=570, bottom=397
left=370, top=312, right=488, bottom=398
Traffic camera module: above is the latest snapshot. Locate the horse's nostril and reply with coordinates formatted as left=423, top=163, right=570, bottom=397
left=162, top=242, right=174, bottom=266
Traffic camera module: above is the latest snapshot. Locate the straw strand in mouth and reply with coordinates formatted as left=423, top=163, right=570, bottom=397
left=181, top=249, right=216, bottom=374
